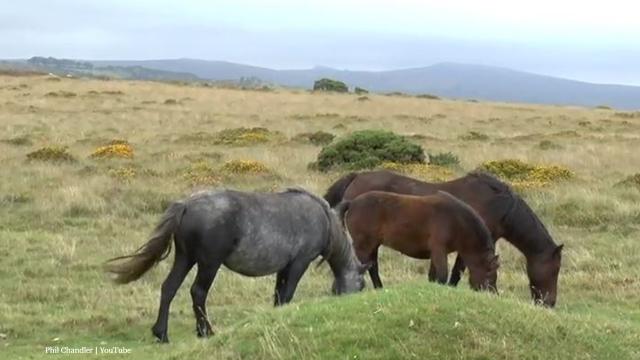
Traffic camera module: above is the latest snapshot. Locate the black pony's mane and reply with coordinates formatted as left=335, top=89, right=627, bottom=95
left=467, top=171, right=556, bottom=255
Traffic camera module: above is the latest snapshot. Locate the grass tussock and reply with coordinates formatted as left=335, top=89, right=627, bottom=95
left=291, top=131, right=335, bottom=146
left=26, top=146, right=76, bottom=162
left=615, top=174, right=640, bottom=189
left=459, top=131, right=490, bottom=141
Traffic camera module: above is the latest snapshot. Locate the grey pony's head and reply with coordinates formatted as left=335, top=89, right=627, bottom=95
left=285, top=187, right=367, bottom=295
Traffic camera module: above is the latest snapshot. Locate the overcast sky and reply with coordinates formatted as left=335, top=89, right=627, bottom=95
left=2, top=0, right=639, bottom=85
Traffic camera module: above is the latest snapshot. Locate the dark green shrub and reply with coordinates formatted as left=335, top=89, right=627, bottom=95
left=428, top=152, right=460, bottom=167
left=354, top=87, right=369, bottom=94
left=313, top=78, right=348, bottom=93
left=312, top=130, right=425, bottom=172
left=416, top=94, right=440, bottom=100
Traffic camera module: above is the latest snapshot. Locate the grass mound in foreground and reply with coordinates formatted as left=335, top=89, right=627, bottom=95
left=189, top=282, right=639, bottom=359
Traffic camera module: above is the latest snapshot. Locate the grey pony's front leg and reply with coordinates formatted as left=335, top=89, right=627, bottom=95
left=448, top=255, right=465, bottom=286
left=273, top=260, right=310, bottom=306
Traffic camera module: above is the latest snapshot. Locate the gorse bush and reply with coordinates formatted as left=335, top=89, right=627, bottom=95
left=479, top=159, right=574, bottom=191
left=313, top=78, right=348, bottom=93
left=212, top=127, right=285, bottom=146
left=379, top=162, right=454, bottom=182
left=183, top=161, right=221, bottom=186
left=291, top=131, right=335, bottom=146
left=221, top=159, right=271, bottom=175
left=428, top=152, right=460, bottom=167
left=312, top=130, right=425, bottom=172
left=26, top=146, right=76, bottom=162
left=90, top=142, right=134, bottom=159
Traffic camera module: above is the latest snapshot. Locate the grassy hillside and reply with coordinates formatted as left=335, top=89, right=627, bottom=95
left=0, top=74, right=639, bottom=359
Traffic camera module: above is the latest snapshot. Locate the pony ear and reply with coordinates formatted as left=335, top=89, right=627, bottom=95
left=553, top=244, right=564, bottom=258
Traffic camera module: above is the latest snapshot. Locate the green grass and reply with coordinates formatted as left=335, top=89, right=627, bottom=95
left=1, top=74, right=640, bottom=359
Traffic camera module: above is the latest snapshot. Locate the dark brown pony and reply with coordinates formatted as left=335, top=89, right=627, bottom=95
left=338, top=190, right=499, bottom=291
left=325, top=170, right=563, bottom=307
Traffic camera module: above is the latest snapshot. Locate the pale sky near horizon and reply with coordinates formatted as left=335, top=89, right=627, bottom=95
left=2, top=0, right=639, bottom=84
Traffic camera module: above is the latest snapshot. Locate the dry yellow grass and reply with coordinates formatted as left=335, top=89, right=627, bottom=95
left=1, top=74, right=639, bottom=358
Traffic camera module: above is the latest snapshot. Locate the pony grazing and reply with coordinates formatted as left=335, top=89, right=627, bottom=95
left=106, top=188, right=367, bottom=343
left=325, top=170, right=563, bottom=307
left=338, top=191, right=499, bottom=292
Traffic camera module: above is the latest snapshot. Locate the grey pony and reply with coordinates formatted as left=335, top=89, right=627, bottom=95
left=105, top=187, right=367, bottom=343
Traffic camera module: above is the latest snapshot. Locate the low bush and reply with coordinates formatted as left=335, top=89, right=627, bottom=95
left=428, top=152, right=460, bottom=167
left=313, top=78, right=348, bottom=93
left=312, top=130, right=425, bottom=172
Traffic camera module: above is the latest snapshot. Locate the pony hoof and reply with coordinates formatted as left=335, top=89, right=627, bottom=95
left=196, top=325, right=214, bottom=338
left=151, top=327, right=169, bottom=343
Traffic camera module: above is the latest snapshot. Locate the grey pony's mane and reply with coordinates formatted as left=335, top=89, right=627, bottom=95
left=283, top=187, right=355, bottom=269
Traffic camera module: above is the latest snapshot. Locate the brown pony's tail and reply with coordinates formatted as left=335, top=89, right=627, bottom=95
left=334, top=200, right=352, bottom=227
left=105, top=201, right=186, bottom=284
left=324, top=173, right=358, bottom=207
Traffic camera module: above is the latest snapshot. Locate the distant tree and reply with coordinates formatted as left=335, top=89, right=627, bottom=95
left=354, top=87, right=369, bottom=94
left=313, top=78, right=348, bottom=93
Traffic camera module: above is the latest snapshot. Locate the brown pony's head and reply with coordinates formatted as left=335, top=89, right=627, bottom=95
left=468, top=254, right=500, bottom=292
left=527, top=244, right=563, bottom=307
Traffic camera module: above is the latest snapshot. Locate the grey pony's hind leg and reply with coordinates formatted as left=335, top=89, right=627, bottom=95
left=274, top=263, right=290, bottom=306
left=449, top=255, right=466, bottom=286
left=152, top=249, right=195, bottom=343
left=274, top=259, right=311, bottom=306
left=190, top=262, right=221, bottom=338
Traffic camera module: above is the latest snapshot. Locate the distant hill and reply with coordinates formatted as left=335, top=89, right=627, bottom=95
left=3, top=57, right=639, bottom=109
left=91, top=59, right=640, bottom=109
left=0, top=57, right=201, bottom=82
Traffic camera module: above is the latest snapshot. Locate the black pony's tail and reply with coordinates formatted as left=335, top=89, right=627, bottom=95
left=324, top=173, right=358, bottom=207
left=105, top=201, right=186, bottom=284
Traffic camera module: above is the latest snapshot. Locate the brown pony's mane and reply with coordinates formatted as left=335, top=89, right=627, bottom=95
left=468, top=171, right=557, bottom=255
left=437, top=190, right=494, bottom=252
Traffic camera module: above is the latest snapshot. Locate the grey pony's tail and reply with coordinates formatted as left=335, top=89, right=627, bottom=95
left=105, top=201, right=186, bottom=284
